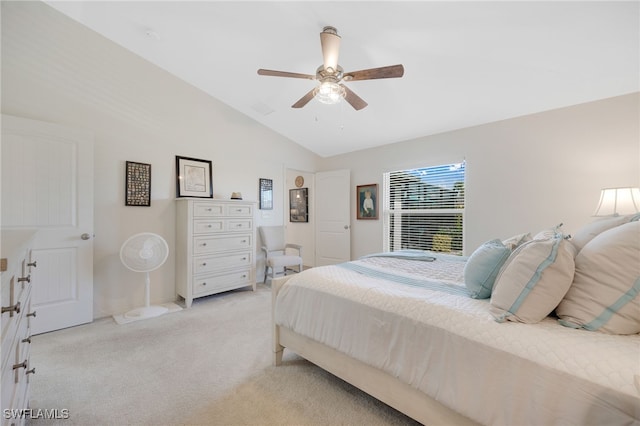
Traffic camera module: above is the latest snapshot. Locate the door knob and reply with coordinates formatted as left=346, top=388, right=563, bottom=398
left=81, top=233, right=92, bottom=240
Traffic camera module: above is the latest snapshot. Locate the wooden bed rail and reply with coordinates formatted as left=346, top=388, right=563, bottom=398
left=271, top=275, right=292, bottom=366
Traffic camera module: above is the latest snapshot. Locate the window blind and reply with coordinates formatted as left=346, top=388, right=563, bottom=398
left=383, top=162, right=465, bottom=254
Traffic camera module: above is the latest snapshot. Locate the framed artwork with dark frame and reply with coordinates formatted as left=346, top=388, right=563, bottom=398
left=125, top=161, right=151, bottom=207
left=175, top=155, right=213, bottom=198
left=289, top=188, right=308, bottom=222
left=357, top=183, right=378, bottom=220
left=259, top=178, right=273, bottom=210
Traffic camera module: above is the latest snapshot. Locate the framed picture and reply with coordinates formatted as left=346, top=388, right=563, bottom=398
left=125, top=161, right=151, bottom=207
left=175, top=155, right=213, bottom=198
left=357, top=184, right=378, bottom=220
left=289, top=188, right=308, bottom=223
left=259, top=178, right=273, bottom=210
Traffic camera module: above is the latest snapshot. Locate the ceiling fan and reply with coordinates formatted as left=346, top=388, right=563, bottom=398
left=257, top=26, right=404, bottom=111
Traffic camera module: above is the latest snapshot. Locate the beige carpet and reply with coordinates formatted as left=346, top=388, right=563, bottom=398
left=28, top=284, right=419, bottom=425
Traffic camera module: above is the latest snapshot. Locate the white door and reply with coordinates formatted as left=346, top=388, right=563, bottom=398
left=1, top=115, right=94, bottom=334
left=315, top=169, right=351, bottom=266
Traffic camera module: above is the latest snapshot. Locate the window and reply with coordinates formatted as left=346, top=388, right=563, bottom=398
left=383, top=161, right=465, bottom=254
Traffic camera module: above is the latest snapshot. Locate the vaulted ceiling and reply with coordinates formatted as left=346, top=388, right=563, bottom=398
left=45, top=1, right=639, bottom=157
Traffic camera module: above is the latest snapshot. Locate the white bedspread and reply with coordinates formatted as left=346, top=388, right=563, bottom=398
left=274, top=255, right=640, bottom=426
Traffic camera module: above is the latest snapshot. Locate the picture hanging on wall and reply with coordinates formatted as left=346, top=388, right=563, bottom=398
left=259, top=178, right=273, bottom=210
left=175, top=155, right=213, bottom=198
left=289, top=188, right=308, bottom=222
left=357, top=183, right=378, bottom=219
left=125, top=161, right=151, bottom=207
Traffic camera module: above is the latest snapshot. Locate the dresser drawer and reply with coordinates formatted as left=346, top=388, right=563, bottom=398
left=1, top=268, right=31, bottom=372
left=193, top=252, right=252, bottom=275
left=226, top=204, right=253, bottom=217
left=1, top=350, right=18, bottom=424
left=193, top=219, right=224, bottom=234
left=226, top=218, right=252, bottom=232
left=192, top=268, right=252, bottom=295
left=193, top=234, right=252, bottom=254
left=193, top=202, right=224, bottom=217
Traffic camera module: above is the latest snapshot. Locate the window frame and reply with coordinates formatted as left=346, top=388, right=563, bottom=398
left=382, top=161, right=466, bottom=255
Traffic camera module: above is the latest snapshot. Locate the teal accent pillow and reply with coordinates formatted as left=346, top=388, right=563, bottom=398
left=464, top=239, right=511, bottom=299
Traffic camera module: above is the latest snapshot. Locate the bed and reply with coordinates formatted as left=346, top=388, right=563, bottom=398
left=271, top=220, right=640, bottom=425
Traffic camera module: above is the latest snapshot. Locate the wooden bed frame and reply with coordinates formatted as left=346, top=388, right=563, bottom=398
left=271, top=275, right=479, bottom=426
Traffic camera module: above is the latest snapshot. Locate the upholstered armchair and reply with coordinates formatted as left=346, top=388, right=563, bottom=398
left=258, top=226, right=303, bottom=283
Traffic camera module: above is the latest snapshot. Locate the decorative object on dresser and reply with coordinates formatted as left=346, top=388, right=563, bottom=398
left=259, top=178, right=273, bottom=210
left=175, top=199, right=256, bottom=308
left=175, top=156, right=213, bottom=198
left=116, top=233, right=170, bottom=322
left=1, top=229, right=38, bottom=424
left=258, top=226, right=303, bottom=283
left=289, top=188, right=308, bottom=223
left=124, top=161, right=151, bottom=207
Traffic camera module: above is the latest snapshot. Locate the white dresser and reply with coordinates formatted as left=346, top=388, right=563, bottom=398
left=176, top=199, right=256, bottom=308
left=1, top=229, right=37, bottom=426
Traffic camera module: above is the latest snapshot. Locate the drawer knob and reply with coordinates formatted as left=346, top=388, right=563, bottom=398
left=241, top=240, right=247, bottom=243
left=202, top=243, right=207, bottom=246
left=207, top=224, right=212, bottom=228
left=206, top=208, right=212, bottom=211
left=27, top=261, right=37, bottom=268
left=18, top=275, right=30, bottom=283
left=26, top=367, right=36, bottom=375
left=2, top=301, right=21, bottom=316
left=22, top=336, right=32, bottom=344
left=241, top=257, right=247, bottom=261
left=27, top=311, right=36, bottom=318
left=241, top=274, right=247, bottom=278
left=202, top=282, right=207, bottom=286
left=202, top=262, right=207, bottom=266
left=12, top=360, right=27, bottom=371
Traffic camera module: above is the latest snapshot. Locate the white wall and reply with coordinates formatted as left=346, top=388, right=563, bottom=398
left=1, top=2, right=320, bottom=318
left=319, top=93, right=640, bottom=260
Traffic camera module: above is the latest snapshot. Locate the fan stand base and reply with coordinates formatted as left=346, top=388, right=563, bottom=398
left=123, top=305, right=169, bottom=320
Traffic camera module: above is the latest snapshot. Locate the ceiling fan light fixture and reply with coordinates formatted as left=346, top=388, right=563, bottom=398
left=313, top=81, right=345, bottom=105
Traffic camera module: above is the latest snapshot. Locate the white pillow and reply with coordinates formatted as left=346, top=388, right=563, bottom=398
left=557, top=220, right=640, bottom=335
left=490, top=231, right=576, bottom=324
left=502, top=232, right=531, bottom=251
left=570, top=214, right=637, bottom=252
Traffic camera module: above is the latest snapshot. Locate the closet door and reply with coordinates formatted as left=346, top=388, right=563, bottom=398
left=2, top=115, right=94, bottom=334
left=315, top=169, right=351, bottom=265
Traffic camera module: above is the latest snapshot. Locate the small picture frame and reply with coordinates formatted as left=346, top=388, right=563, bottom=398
left=175, top=156, right=213, bottom=198
left=357, top=184, right=378, bottom=220
left=289, top=188, right=308, bottom=223
left=125, top=161, right=151, bottom=207
left=259, top=178, right=273, bottom=210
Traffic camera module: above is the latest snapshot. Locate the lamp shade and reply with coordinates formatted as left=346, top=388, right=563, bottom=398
left=593, top=187, right=640, bottom=216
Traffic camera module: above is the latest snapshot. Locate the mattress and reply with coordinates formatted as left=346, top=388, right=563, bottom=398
left=274, top=253, right=640, bottom=425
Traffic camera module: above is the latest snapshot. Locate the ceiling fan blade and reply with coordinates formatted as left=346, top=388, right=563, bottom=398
left=257, top=69, right=315, bottom=80
left=292, top=89, right=316, bottom=109
left=343, top=64, right=405, bottom=81
left=320, top=26, right=341, bottom=72
left=341, top=85, right=368, bottom=111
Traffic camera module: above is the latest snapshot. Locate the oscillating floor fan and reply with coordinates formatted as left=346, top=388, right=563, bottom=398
left=119, top=232, right=170, bottom=320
